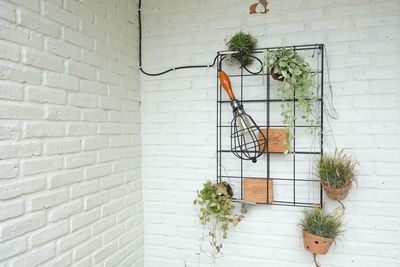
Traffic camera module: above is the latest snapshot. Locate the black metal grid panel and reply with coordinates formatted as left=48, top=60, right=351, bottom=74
left=216, top=44, right=324, bottom=208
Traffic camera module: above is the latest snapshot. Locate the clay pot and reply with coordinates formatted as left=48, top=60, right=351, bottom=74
left=322, top=183, right=351, bottom=201
left=215, top=182, right=233, bottom=198
left=302, top=231, right=334, bottom=255
left=270, top=68, right=284, bottom=81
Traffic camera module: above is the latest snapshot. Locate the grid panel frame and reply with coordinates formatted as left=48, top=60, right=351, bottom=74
left=216, top=44, right=325, bottom=208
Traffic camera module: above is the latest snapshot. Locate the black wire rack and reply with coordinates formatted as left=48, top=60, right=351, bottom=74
left=216, top=44, right=325, bottom=208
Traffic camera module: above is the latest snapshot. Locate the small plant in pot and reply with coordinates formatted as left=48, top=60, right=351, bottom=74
left=227, top=31, right=257, bottom=68
left=317, top=149, right=357, bottom=201
left=300, top=207, right=343, bottom=256
left=194, top=180, right=243, bottom=261
left=264, top=47, right=318, bottom=153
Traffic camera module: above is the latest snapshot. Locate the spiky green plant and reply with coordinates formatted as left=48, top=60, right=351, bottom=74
left=300, top=207, right=343, bottom=239
left=227, top=31, right=257, bottom=67
left=318, top=150, right=357, bottom=189
left=264, top=47, right=319, bottom=153
left=194, top=180, right=243, bottom=256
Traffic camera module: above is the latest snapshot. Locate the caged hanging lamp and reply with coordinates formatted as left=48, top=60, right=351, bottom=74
left=218, top=70, right=267, bottom=163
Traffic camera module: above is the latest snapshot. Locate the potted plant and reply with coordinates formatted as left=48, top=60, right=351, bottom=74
left=317, top=150, right=357, bottom=201
left=264, top=47, right=318, bottom=153
left=194, top=180, right=243, bottom=261
left=227, top=31, right=257, bottom=68
left=300, top=207, right=343, bottom=256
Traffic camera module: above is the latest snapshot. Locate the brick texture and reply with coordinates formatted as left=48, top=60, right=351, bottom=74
left=0, top=0, right=143, bottom=266
left=141, top=0, right=400, bottom=267
left=1, top=0, right=399, bottom=266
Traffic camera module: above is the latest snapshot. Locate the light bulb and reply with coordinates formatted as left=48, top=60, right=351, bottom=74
left=235, top=113, right=254, bottom=148
left=230, top=100, right=264, bottom=163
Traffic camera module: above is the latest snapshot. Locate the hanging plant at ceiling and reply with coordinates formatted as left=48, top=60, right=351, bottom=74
left=227, top=31, right=257, bottom=68
left=264, top=47, right=319, bottom=153
left=300, top=207, right=343, bottom=266
left=194, top=180, right=244, bottom=262
left=318, top=149, right=358, bottom=202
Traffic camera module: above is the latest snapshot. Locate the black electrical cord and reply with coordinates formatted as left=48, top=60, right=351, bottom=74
left=240, top=55, right=264, bottom=75
left=138, top=0, right=263, bottom=76
left=138, top=0, right=219, bottom=76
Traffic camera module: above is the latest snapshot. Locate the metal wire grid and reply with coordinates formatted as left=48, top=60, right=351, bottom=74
left=216, top=44, right=324, bottom=208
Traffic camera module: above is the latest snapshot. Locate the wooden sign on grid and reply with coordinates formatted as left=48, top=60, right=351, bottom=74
left=258, top=128, right=288, bottom=153
left=243, top=178, right=273, bottom=204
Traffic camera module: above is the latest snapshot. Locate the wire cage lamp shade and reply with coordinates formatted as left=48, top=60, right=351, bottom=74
left=230, top=100, right=267, bottom=163
left=219, top=70, right=267, bottom=163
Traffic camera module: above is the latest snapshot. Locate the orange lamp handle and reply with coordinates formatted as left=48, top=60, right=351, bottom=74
left=218, top=71, right=236, bottom=101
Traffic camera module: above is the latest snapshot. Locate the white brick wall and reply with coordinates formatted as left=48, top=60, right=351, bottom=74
left=141, top=0, right=400, bottom=267
left=0, top=0, right=143, bottom=266
left=1, top=0, right=399, bottom=266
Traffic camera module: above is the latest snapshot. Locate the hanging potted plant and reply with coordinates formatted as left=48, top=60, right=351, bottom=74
left=300, top=207, right=343, bottom=256
left=227, top=31, right=257, bottom=68
left=317, top=150, right=357, bottom=201
left=194, top=180, right=244, bottom=261
left=264, top=47, right=319, bottom=153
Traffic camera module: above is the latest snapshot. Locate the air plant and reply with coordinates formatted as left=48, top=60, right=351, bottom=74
left=227, top=31, right=257, bottom=67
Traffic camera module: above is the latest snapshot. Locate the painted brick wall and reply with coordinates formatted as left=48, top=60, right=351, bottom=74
left=0, top=0, right=143, bottom=266
left=141, top=0, right=400, bottom=267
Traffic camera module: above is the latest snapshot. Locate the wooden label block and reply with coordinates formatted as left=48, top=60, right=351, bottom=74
left=259, top=128, right=288, bottom=153
left=243, top=178, right=273, bottom=204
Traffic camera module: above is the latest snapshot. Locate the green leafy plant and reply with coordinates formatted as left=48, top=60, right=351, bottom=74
left=264, top=47, right=319, bottom=153
left=194, top=180, right=243, bottom=259
left=300, top=207, right=343, bottom=239
left=227, top=31, right=257, bottom=67
left=318, top=149, right=357, bottom=189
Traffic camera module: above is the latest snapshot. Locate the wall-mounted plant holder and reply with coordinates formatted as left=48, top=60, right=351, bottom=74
left=303, top=231, right=333, bottom=255
left=216, top=44, right=325, bottom=208
left=258, top=128, right=288, bottom=153
left=322, top=183, right=351, bottom=201
left=244, top=178, right=273, bottom=204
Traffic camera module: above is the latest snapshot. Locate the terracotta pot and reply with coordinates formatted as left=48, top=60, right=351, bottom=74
left=302, top=231, right=333, bottom=255
left=322, top=183, right=351, bottom=201
left=215, top=182, right=233, bottom=198
left=270, top=68, right=284, bottom=81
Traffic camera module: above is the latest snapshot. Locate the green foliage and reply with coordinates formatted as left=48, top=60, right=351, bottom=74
left=194, top=180, right=243, bottom=254
left=300, top=207, right=343, bottom=239
left=318, top=149, right=357, bottom=189
left=227, top=31, right=257, bottom=67
left=265, top=47, right=319, bottom=153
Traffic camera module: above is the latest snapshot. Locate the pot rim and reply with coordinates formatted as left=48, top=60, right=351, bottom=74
left=321, top=181, right=352, bottom=190
left=302, top=230, right=334, bottom=242
left=214, top=181, right=233, bottom=198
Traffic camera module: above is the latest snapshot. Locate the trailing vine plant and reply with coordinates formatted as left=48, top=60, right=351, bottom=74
left=194, top=180, right=244, bottom=264
left=264, top=47, right=319, bottom=153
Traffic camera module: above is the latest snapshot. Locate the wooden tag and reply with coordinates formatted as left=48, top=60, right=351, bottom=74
left=243, top=178, right=273, bottom=204
left=259, top=128, right=288, bottom=153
